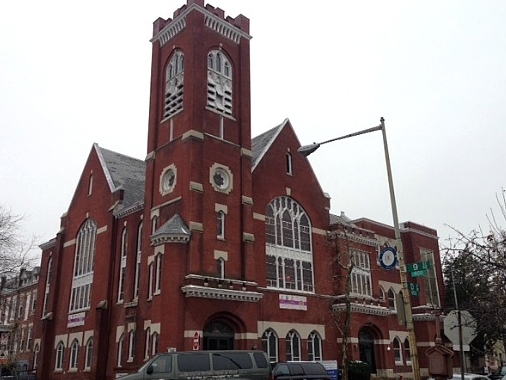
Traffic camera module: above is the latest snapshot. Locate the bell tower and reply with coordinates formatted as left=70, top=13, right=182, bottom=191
left=143, top=0, right=255, bottom=283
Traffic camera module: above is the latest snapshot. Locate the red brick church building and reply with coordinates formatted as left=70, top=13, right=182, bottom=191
left=32, top=1, right=445, bottom=379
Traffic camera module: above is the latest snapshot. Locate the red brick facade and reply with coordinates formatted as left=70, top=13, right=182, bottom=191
left=31, top=1, right=446, bottom=380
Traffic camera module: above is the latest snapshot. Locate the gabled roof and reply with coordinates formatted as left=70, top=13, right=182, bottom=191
left=90, top=119, right=292, bottom=215
left=251, top=119, right=288, bottom=171
left=95, top=143, right=145, bottom=212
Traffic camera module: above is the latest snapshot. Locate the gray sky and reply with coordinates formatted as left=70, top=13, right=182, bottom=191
left=1, top=0, right=506, bottom=254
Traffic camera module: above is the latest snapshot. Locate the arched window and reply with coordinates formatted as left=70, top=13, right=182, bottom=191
left=261, top=329, right=278, bottom=364
left=207, top=50, right=233, bottom=116
left=69, top=339, right=79, bottom=370
left=404, top=337, right=411, bottom=363
left=118, top=227, right=127, bottom=302
left=87, top=174, right=93, bottom=195
left=33, top=343, right=40, bottom=369
left=217, top=211, right=225, bottom=239
left=388, top=289, right=396, bottom=310
left=148, top=262, right=154, bottom=299
left=55, top=341, right=65, bottom=370
left=133, top=222, right=143, bottom=300
left=151, top=216, right=158, bottom=234
left=155, top=253, right=162, bottom=293
left=379, top=286, right=386, bottom=301
left=128, top=330, right=136, bottom=360
left=286, top=330, right=301, bottom=361
left=307, top=331, right=322, bottom=361
left=164, top=50, right=184, bottom=118
left=70, top=219, right=97, bottom=312
left=145, top=327, right=151, bottom=359
left=152, top=331, right=159, bottom=355
left=265, top=197, right=313, bottom=292
left=43, top=257, right=52, bottom=314
left=286, top=153, right=292, bottom=175
left=393, top=337, right=402, bottom=363
left=216, top=257, right=225, bottom=279
left=85, top=337, right=93, bottom=369
left=117, top=333, right=124, bottom=367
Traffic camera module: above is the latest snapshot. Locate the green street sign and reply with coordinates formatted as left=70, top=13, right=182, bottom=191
left=408, top=282, right=420, bottom=296
left=410, top=270, right=427, bottom=278
left=406, top=261, right=431, bottom=273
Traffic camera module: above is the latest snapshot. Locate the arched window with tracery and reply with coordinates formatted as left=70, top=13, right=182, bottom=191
left=69, top=338, right=79, bottom=370
left=261, top=329, right=278, bottom=364
left=164, top=50, right=184, bottom=118
left=265, top=196, right=313, bottom=292
left=307, top=331, right=322, bottom=361
left=286, top=330, right=301, bottom=361
left=70, top=219, right=97, bottom=312
left=388, top=289, right=396, bottom=310
left=393, top=337, right=403, bottom=363
left=55, top=341, right=64, bottom=370
left=404, top=337, right=411, bottom=363
left=207, top=50, right=232, bottom=116
left=85, top=337, right=93, bottom=369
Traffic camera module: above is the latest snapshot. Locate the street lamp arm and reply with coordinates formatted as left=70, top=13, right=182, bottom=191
left=297, top=124, right=383, bottom=157
left=297, top=117, right=421, bottom=380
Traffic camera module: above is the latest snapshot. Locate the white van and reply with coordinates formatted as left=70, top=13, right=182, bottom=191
left=118, top=350, right=271, bottom=380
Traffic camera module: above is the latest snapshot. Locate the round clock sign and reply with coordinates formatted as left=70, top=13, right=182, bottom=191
left=379, top=247, right=397, bottom=270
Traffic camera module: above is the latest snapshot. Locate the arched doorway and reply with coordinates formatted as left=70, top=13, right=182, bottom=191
left=203, top=320, right=235, bottom=350
left=359, top=328, right=377, bottom=373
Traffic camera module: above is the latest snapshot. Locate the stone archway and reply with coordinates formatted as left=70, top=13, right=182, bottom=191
left=203, top=320, right=235, bottom=350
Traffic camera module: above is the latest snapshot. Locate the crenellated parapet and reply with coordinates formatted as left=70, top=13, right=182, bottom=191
left=152, top=0, right=250, bottom=46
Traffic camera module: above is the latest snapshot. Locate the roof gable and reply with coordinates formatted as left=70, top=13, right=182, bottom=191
left=94, top=144, right=145, bottom=212
left=251, top=119, right=290, bottom=171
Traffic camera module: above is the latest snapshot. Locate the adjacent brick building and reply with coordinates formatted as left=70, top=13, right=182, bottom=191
left=31, top=1, right=446, bottom=379
left=0, top=268, right=39, bottom=375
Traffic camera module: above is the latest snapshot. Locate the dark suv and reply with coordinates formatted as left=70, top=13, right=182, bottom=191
left=489, top=366, right=506, bottom=380
left=272, top=362, right=331, bottom=380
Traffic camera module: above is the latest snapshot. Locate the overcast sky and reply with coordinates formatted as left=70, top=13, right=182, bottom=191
left=1, top=1, right=506, bottom=256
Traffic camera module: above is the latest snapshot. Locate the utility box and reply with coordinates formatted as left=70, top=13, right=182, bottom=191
left=426, top=345, right=454, bottom=379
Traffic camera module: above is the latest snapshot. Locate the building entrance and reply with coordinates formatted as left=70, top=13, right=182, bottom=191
left=359, top=328, right=377, bottom=373
left=203, top=321, right=234, bottom=350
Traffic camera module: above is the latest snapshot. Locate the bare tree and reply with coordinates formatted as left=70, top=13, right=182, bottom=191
left=0, top=205, right=38, bottom=281
left=328, top=226, right=357, bottom=380
left=441, top=190, right=506, bottom=365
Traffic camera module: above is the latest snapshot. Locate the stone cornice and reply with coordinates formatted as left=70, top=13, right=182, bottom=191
left=113, top=201, right=144, bottom=218
left=332, top=302, right=392, bottom=316
left=329, top=230, right=379, bottom=247
left=181, top=285, right=263, bottom=302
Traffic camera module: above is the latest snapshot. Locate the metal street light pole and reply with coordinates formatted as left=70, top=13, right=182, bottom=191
left=299, top=117, right=420, bottom=380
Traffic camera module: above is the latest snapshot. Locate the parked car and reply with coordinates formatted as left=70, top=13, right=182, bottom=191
left=118, top=350, right=270, bottom=380
left=429, top=374, right=490, bottom=380
left=489, top=367, right=506, bottom=380
left=271, top=362, right=331, bottom=380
